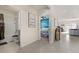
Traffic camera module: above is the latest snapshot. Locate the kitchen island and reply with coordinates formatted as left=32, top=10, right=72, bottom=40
left=69, top=29, right=79, bottom=36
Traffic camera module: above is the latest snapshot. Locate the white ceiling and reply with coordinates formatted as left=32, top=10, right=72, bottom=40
left=0, top=5, right=18, bottom=13
left=10, top=5, right=49, bottom=15
left=50, top=5, right=79, bottom=19
left=28, top=5, right=49, bottom=10
left=0, top=5, right=79, bottom=19
left=0, top=5, right=48, bottom=12
left=0, top=5, right=49, bottom=15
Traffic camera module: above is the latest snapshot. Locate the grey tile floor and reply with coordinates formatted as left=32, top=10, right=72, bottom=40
left=0, top=33, right=79, bottom=53
left=18, top=34, right=79, bottom=53
left=0, top=42, right=20, bottom=53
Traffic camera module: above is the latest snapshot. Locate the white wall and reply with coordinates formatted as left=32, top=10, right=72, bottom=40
left=0, top=10, right=17, bottom=42
left=49, top=12, right=55, bottom=44
left=20, top=10, right=39, bottom=47
left=61, top=18, right=79, bottom=26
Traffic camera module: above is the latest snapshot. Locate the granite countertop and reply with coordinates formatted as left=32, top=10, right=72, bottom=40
left=70, top=29, right=79, bottom=30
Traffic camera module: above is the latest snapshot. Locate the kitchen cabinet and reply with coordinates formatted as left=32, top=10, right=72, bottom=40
left=69, top=29, right=79, bottom=36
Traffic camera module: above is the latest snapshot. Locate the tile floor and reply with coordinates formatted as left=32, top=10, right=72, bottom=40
left=0, top=33, right=79, bottom=53
left=18, top=33, right=79, bottom=53
left=0, top=42, right=19, bottom=53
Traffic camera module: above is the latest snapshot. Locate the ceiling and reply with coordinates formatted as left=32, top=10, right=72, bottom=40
left=0, top=5, right=79, bottom=19
left=0, top=5, right=18, bottom=13
left=0, top=5, right=49, bottom=15
left=50, top=5, right=79, bottom=19
left=28, top=5, right=49, bottom=11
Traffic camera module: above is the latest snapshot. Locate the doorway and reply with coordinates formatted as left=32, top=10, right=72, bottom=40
left=40, top=16, right=49, bottom=41
left=0, top=14, right=5, bottom=40
left=0, top=13, right=20, bottom=46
